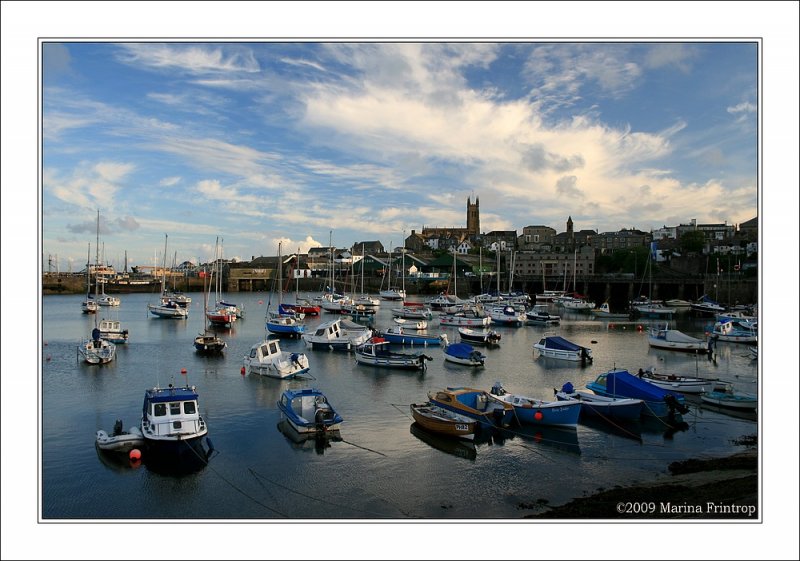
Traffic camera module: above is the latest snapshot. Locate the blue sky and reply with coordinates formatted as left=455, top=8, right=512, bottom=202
left=41, top=41, right=759, bottom=272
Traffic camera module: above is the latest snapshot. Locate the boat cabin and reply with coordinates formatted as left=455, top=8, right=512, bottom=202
left=141, top=385, right=207, bottom=439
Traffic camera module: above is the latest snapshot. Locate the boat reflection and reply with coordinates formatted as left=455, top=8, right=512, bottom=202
left=409, top=422, right=477, bottom=461
left=277, top=419, right=342, bottom=454
left=95, top=446, right=144, bottom=472
left=499, top=424, right=581, bottom=455
left=578, top=415, right=644, bottom=443
left=142, top=437, right=215, bottom=476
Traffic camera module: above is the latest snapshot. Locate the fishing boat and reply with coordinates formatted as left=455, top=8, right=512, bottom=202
left=586, top=369, right=689, bottom=419
left=533, top=333, right=593, bottom=363
left=438, top=308, right=492, bottom=327
left=647, top=325, right=709, bottom=353
left=277, top=388, right=343, bottom=434
left=691, top=295, right=726, bottom=316
left=302, top=318, right=372, bottom=351
left=78, top=327, right=116, bottom=365
left=244, top=337, right=310, bottom=378
left=440, top=334, right=486, bottom=366
left=637, top=368, right=718, bottom=394
left=409, top=402, right=478, bottom=439
left=354, top=337, right=432, bottom=370
left=457, top=327, right=501, bottom=346
left=95, top=419, right=145, bottom=454
left=194, top=332, right=227, bottom=353
left=590, top=301, right=630, bottom=320
left=392, top=317, right=428, bottom=330
left=700, top=383, right=758, bottom=410
left=378, top=326, right=442, bottom=346
left=554, top=382, right=643, bottom=420
left=486, top=304, right=526, bottom=326
left=711, top=320, right=758, bottom=343
left=97, top=318, right=129, bottom=344
left=525, top=305, right=561, bottom=325
left=428, top=387, right=515, bottom=428
left=488, top=382, right=581, bottom=428
left=140, top=382, right=213, bottom=468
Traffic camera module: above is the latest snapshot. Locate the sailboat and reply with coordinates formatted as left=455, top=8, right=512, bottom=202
left=195, top=266, right=227, bottom=353
left=78, top=220, right=116, bottom=364
left=80, top=243, right=98, bottom=314
left=96, top=237, right=120, bottom=307
left=213, top=238, right=243, bottom=318
left=148, top=234, right=188, bottom=319
left=379, top=241, right=406, bottom=300
left=205, top=237, right=236, bottom=327
left=267, top=242, right=305, bottom=338
left=161, top=250, right=191, bottom=309
left=353, top=247, right=380, bottom=307
left=631, top=245, right=675, bottom=318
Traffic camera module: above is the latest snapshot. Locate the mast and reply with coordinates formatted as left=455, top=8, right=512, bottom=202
left=277, top=241, right=283, bottom=306
left=401, top=230, right=406, bottom=299
left=94, top=210, right=100, bottom=299
left=479, top=247, right=483, bottom=294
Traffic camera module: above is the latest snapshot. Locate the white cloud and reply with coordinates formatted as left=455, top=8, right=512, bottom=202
left=116, top=44, right=261, bottom=74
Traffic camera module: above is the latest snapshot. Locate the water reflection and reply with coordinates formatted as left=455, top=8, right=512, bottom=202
left=277, top=419, right=342, bottom=454
left=499, top=424, right=581, bottom=455
left=409, top=422, right=477, bottom=461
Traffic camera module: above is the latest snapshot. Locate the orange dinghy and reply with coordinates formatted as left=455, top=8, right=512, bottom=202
left=410, top=402, right=477, bottom=439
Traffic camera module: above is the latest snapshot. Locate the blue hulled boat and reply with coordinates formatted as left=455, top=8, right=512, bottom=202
left=586, top=369, right=688, bottom=419
left=488, top=382, right=581, bottom=428
left=278, top=388, right=343, bottom=434
left=378, top=326, right=443, bottom=346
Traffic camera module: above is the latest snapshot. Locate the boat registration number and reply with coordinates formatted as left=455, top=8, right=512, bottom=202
left=455, top=424, right=470, bottom=431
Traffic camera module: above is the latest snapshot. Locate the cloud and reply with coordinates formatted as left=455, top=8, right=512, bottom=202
left=160, top=176, right=181, bottom=187
left=556, top=175, right=583, bottom=197
left=116, top=44, right=261, bottom=74
left=643, top=43, right=699, bottom=73
left=521, top=143, right=585, bottom=173
left=45, top=161, right=134, bottom=210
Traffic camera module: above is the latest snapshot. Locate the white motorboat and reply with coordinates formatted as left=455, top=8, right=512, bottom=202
left=244, top=337, right=310, bottom=378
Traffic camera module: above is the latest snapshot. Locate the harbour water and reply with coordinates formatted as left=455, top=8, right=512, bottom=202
left=40, top=292, right=758, bottom=520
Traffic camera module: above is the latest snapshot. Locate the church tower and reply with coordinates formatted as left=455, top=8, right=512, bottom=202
left=567, top=216, right=574, bottom=250
left=466, top=196, right=480, bottom=237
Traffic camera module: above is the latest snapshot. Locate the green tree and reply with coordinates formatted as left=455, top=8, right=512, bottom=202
left=679, top=231, right=706, bottom=254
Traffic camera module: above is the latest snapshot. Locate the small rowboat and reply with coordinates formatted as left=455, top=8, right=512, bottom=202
left=410, top=402, right=477, bottom=439
left=95, top=420, right=145, bottom=453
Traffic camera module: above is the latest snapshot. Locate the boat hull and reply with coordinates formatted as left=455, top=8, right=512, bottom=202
left=428, top=388, right=515, bottom=428
left=410, top=403, right=477, bottom=438
left=555, top=391, right=643, bottom=420
left=496, top=395, right=582, bottom=428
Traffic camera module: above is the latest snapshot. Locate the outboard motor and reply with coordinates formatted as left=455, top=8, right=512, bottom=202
left=490, top=382, right=506, bottom=396
left=112, top=419, right=123, bottom=436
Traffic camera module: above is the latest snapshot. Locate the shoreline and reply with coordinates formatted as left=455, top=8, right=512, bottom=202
left=526, top=449, right=758, bottom=520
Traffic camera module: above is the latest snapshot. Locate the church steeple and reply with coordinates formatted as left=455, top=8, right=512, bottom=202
left=467, top=196, right=480, bottom=237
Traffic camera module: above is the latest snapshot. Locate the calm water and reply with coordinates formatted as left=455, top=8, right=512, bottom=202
left=41, top=292, right=758, bottom=520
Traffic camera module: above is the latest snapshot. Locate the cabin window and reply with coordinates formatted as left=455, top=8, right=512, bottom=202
left=184, top=402, right=196, bottom=414
left=170, top=402, right=181, bottom=415
left=269, top=342, right=278, bottom=354
left=261, top=344, right=269, bottom=355
left=153, top=403, right=167, bottom=416
left=250, top=348, right=257, bottom=358
left=315, top=328, right=325, bottom=336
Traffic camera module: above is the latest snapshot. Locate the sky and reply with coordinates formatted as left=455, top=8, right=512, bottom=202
left=40, top=40, right=760, bottom=272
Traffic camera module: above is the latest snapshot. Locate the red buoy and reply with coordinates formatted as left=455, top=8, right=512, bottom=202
left=534, top=411, right=543, bottom=421
left=181, top=368, right=187, bottom=374
left=241, top=366, right=246, bottom=375
left=129, top=449, right=141, bottom=461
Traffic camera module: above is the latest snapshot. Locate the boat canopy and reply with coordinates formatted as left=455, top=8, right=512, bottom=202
left=541, top=336, right=585, bottom=351
left=446, top=343, right=478, bottom=358
left=600, top=370, right=684, bottom=401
